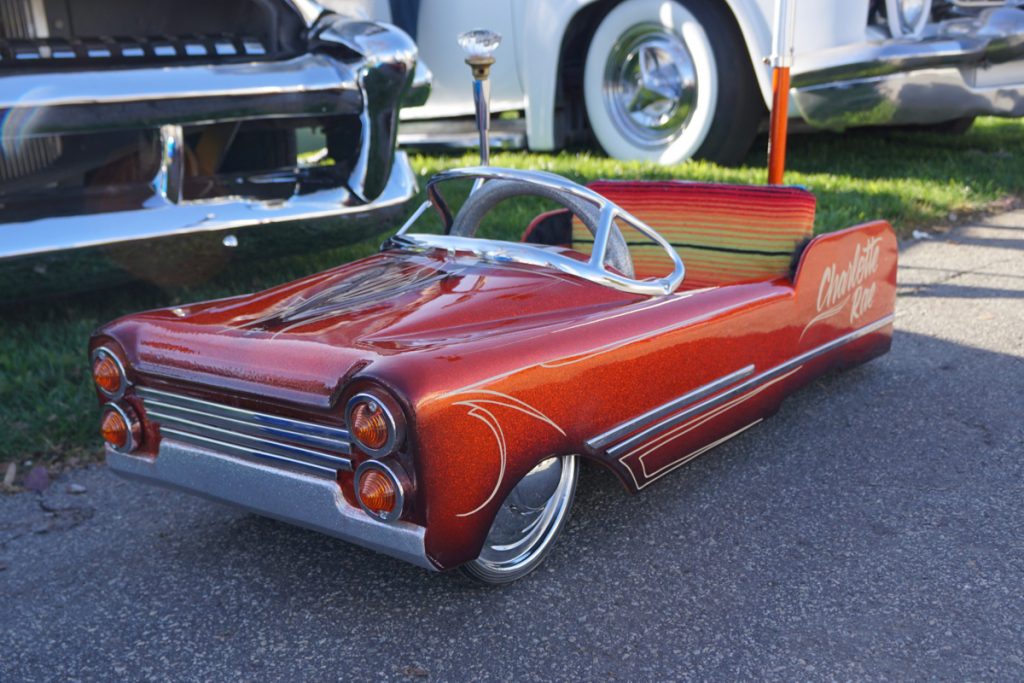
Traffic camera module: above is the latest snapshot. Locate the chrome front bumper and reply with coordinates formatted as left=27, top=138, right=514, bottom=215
left=107, top=440, right=435, bottom=571
left=792, top=7, right=1024, bottom=129
left=0, top=151, right=417, bottom=298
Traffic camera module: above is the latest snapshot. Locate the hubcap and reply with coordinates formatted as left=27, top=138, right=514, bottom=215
left=474, top=456, right=577, bottom=575
left=603, top=24, right=697, bottom=148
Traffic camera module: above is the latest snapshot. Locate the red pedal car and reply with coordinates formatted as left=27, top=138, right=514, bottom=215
left=91, top=167, right=896, bottom=583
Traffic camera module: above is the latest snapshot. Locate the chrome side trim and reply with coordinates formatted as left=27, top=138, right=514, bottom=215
left=634, top=419, right=764, bottom=490
left=594, top=314, right=895, bottom=459
left=586, top=365, right=755, bottom=451
left=137, top=386, right=352, bottom=477
left=107, top=442, right=434, bottom=570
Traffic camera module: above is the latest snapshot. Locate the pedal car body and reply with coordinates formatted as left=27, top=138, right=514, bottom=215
left=91, top=167, right=896, bottom=582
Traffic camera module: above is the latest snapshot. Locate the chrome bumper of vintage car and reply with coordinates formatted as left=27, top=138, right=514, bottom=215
left=0, top=150, right=417, bottom=298
left=792, top=7, right=1024, bottom=129
left=0, top=12, right=427, bottom=299
left=107, top=441, right=435, bottom=571
left=0, top=53, right=362, bottom=137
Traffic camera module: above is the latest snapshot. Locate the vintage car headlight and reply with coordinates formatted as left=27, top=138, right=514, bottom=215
left=101, top=403, right=141, bottom=453
left=91, top=346, right=129, bottom=399
left=345, top=392, right=404, bottom=457
left=354, top=458, right=407, bottom=523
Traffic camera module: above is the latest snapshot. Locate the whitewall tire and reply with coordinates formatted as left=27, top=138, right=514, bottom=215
left=582, top=0, right=761, bottom=165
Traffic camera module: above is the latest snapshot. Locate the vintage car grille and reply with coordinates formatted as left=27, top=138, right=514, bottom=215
left=0, top=0, right=40, bottom=39
left=0, top=136, right=61, bottom=182
left=0, top=34, right=270, bottom=65
left=137, top=387, right=353, bottom=478
left=0, top=0, right=283, bottom=67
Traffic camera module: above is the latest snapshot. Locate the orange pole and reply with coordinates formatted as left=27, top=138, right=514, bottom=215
left=767, top=65, right=790, bottom=185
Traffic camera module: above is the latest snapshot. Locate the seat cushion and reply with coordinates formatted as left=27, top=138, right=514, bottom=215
left=572, top=180, right=817, bottom=288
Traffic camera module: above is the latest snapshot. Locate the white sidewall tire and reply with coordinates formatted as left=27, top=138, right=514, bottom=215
left=583, top=0, right=718, bottom=164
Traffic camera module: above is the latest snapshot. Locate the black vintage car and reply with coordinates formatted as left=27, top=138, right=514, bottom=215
left=0, top=0, right=429, bottom=296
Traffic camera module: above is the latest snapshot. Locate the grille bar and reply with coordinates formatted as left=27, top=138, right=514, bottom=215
left=0, top=0, right=39, bottom=40
left=137, top=386, right=352, bottom=477
left=0, top=136, right=61, bottom=183
left=0, top=34, right=268, bottom=66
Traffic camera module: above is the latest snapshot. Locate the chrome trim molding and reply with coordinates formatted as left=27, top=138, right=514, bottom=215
left=632, top=419, right=763, bottom=490
left=107, top=442, right=434, bottom=570
left=345, top=392, right=403, bottom=458
left=586, top=365, right=755, bottom=451
left=91, top=347, right=130, bottom=400
left=591, top=314, right=895, bottom=459
left=354, top=459, right=406, bottom=524
left=392, top=166, right=685, bottom=297
left=137, top=386, right=352, bottom=478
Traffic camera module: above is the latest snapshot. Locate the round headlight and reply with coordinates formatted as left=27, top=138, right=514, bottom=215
left=101, top=403, right=141, bottom=453
left=345, top=392, right=403, bottom=457
left=91, top=347, right=129, bottom=399
left=354, top=459, right=406, bottom=523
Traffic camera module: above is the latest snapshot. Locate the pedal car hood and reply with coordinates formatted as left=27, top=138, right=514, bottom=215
left=97, top=251, right=641, bottom=407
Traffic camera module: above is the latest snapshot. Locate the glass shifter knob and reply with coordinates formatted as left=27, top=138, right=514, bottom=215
left=458, top=29, right=501, bottom=62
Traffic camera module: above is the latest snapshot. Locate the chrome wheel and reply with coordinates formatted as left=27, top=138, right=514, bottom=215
left=603, top=24, right=697, bottom=149
left=461, top=455, right=579, bottom=584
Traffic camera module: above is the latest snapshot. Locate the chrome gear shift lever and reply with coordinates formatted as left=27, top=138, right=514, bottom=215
left=458, top=29, right=501, bottom=168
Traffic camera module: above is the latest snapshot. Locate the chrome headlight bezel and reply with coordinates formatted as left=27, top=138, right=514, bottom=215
left=91, top=346, right=131, bottom=400
left=344, top=391, right=405, bottom=458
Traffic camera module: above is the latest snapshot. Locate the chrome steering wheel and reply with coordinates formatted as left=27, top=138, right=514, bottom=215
left=449, top=178, right=635, bottom=278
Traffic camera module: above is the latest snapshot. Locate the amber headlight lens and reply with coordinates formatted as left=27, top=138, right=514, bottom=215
left=346, top=392, right=404, bottom=457
left=358, top=469, right=397, bottom=515
left=92, top=348, right=127, bottom=398
left=354, top=459, right=406, bottom=523
left=351, top=400, right=389, bottom=450
left=101, top=404, right=140, bottom=453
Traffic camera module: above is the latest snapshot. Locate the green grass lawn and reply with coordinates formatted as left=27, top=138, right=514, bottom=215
left=3, top=117, right=1024, bottom=465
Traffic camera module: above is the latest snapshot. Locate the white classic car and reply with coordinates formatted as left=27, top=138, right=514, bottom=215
left=328, top=0, right=1024, bottom=165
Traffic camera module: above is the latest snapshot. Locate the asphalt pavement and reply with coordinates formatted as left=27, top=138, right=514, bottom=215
left=2, top=214, right=1022, bottom=681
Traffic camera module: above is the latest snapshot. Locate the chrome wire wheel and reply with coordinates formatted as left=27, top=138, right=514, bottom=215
left=461, top=455, right=579, bottom=585
left=602, top=24, right=697, bottom=150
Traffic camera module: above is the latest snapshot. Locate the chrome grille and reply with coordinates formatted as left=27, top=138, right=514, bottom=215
left=137, top=386, right=352, bottom=478
left=0, top=136, right=61, bottom=183
left=0, top=0, right=43, bottom=40
left=0, top=34, right=268, bottom=66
